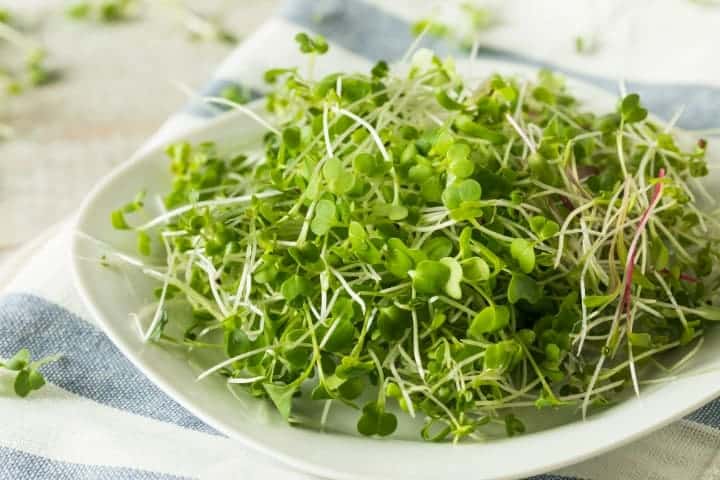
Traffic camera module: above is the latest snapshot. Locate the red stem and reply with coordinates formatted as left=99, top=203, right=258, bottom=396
left=660, top=269, right=698, bottom=283
left=621, top=169, right=666, bottom=319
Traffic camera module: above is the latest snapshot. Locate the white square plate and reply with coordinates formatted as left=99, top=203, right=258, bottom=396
left=72, top=59, right=720, bottom=480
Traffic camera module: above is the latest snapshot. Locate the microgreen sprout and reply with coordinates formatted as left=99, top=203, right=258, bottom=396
left=109, top=39, right=720, bottom=441
left=1, top=348, right=61, bottom=397
left=67, top=0, right=237, bottom=44
left=575, top=35, right=599, bottom=55
left=411, top=3, right=497, bottom=51
left=0, top=16, right=56, bottom=96
left=66, top=0, right=138, bottom=23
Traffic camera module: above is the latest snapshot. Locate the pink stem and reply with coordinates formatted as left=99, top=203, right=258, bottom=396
left=559, top=195, right=575, bottom=211
left=660, top=269, right=698, bottom=283
left=621, top=168, right=666, bottom=320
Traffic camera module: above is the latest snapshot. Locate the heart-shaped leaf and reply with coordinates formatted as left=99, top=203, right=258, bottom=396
left=411, top=260, right=451, bottom=296
left=28, top=370, right=46, bottom=390
left=4, top=348, right=30, bottom=371
left=447, top=143, right=474, bottom=178
left=378, top=305, right=411, bottom=341
left=281, top=275, right=314, bottom=303
left=323, top=317, right=355, bottom=353
left=357, top=401, right=398, bottom=437
left=442, top=179, right=482, bottom=209
left=468, top=305, right=510, bottom=338
left=225, top=328, right=251, bottom=358
left=507, top=273, right=542, bottom=304
left=311, top=199, right=337, bottom=235
left=440, top=257, right=463, bottom=299
left=620, top=93, right=648, bottom=123
left=13, top=370, right=32, bottom=398
left=461, top=257, right=490, bottom=282
left=422, top=236, right=453, bottom=260
left=510, top=239, right=535, bottom=274
left=386, top=238, right=415, bottom=278
left=529, top=216, right=559, bottom=240
left=323, top=157, right=354, bottom=194
left=335, top=356, right=375, bottom=379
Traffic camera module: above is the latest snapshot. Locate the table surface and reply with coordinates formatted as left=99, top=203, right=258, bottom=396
left=0, top=0, right=279, bottom=265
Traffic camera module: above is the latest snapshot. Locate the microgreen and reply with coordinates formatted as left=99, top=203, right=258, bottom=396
left=0, top=14, right=56, bottom=101
left=411, top=3, right=497, bottom=51
left=66, top=0, right=136, bottom=23
left=1, top=348, right=60, bottom=398
left=66, top=1, right=237, bottom=44
left=294, top=32, right=328, bottom=55
left=109, top=38, right=720, bottom=442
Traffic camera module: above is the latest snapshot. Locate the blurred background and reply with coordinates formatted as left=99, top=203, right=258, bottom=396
left=1, top=0, right=719, bottom=265
left=0, top=0, right=279, bottom=262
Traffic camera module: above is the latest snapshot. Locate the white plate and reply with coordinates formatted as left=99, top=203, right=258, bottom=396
left=72, top=59, right=720, bottom=480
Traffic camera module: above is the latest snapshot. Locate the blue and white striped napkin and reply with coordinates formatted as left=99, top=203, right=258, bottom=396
left=2, top=1, right=720, bottom=479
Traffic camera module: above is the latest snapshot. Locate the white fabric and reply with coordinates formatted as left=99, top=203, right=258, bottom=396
left=367, top=0, right=720, bottom=87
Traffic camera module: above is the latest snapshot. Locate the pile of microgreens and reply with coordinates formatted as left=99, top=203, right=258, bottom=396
left=107, top=33, right=720, bottom=442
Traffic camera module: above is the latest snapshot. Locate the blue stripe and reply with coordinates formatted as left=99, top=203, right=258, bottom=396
left=529, top=476, right=583, bottom=480
left=685, top=397, right=720, bottom=429
left=0, top=293, right=218, bottom=435
left=0, top=446, right=188, bottom=480
left=280, top=0, right=720, bottom=130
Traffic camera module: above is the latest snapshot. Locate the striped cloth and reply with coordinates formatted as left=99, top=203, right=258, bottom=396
left=2, top=1, right=720, bottom=479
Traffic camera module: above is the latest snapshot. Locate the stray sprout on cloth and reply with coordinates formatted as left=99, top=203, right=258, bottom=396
left=411, top=3, right=497, bottom=52
left=0, top=349, right=60, bottom=398
left=0, top=13, right=55, bottom=95
left=0, top=9, right=57, bottom=139
left=66, top=0, right=237, bottom=44
left=107, top=36, right=720, bottom=442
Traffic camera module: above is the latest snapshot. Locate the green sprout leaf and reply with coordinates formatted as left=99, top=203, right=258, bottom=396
left=461, top=257, right=490, bottom=282
left=295, top=32, right=329, bottom=55
left=3, top=348, right=30, bottom=371
left=628, top=332, right=652, bottom=348
left=442, top=179, right=482, bottom=209
left=529, top=216, right=559, bottom=240
left=507, top=273, right=542, bottom=304
left=137, top=231, right=151, bottom=256
left=357, top=401, right=398, bottom=437
left=386, top=238, right=416, bottom=278
left=323, top=157, right=354, bottom=194
left=447, top=143, right=474, bottom=178
left=411, top=260, right=451, bottom=296
left=378, top=305, right=411, bottom=341
left=583, top=291, right=619, bottom=308
left=281, top=275, right=313, bottom=303
left=510, top=239, right=536, bottom=274
left=1, top=349, right=59, bottom=398
left=422, top=236, right=453, bottom=260
left=111, top=210, right=130, bottom=230
left=620, top=93, right=648, bottom=123
left=468, top=305, right=510, bottom=338
left=311, top=199, right=337, bottom=235
left=504, top=414, right=526, bottom=437
left=263, top=383, right=298, bottom=420
left=440, top=257, right=463, bottom=299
